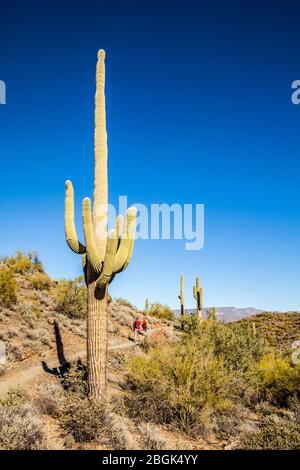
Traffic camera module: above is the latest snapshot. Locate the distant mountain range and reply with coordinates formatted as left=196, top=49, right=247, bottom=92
left=173, top=307, right=263, bottom=322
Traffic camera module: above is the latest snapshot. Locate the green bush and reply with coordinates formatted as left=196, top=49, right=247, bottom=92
left=125, top=340, right=236, bottom=434
left=209, top=322, right=267, bottom=377
left=125, top=320, right=276, bottom=435
left=255, top=353, right=300, bottom=406
left=55, top=278, right=86, bottom=319
left=148, top=301, right=174, bottom=321
left=0, top=268, right=18, bottom=307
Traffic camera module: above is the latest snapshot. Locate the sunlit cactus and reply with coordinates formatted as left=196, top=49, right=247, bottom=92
left=64, top=50, right=137, bottom=399
left=145, top=298, right=149, bottom=313
left=193, top=277, right=203, bottom=320
left=178, top=275, right=185, bottom=316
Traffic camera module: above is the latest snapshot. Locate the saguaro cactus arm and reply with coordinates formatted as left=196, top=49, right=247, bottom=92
left=113, top=207, right=137, bottom=273
left=97, top=229, right=118, bottom=288
left=193, top=285, right=197, bottom=300
left=65, top=181, right=86, bottom=254
left=82, top=197, right=102, bottom=274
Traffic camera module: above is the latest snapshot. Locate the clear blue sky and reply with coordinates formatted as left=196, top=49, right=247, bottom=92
left=0, top=0, right=299, bottom=311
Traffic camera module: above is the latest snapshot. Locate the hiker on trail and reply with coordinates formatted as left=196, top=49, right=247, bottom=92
left=133, top=317, right=141, bottom=342
left=142, top=317, right=148, bottom=333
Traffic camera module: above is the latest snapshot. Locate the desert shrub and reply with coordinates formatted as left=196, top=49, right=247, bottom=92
left=7, top=342, right=27, bottom=361
left=55, top=278, right=86, bottom=319
left=138, top=423, right=166, bottom=450
left=28, top=272, right=51, bottom=290
left=125, top=340, right=236, bottom=434
left=20, top=303, right=41, bottom=325
left=0, top=405, right=45, bottom=450
left=125, top=321, right=274, bottom=434
left=0, top=388, right=28, bottom=407
left=2, top=251, right=44, bottom=274
left=240, top=415, right=300, bottom=450
left=255, top=353, right=300, bottom=406
left=35, top=381, right=65, bottom=417
left=5, top=327, right=18, bottom=338
left=60, top=361, right=88, bottom=396
left=115, top=297, right=137, bottom=310
left=107, top=412, right=136, bottom=450
left=177, top=320, right=268, bottom=400
left=59, top=395, right=107, bottom=442
left=148, top=301, right=174, bottom=321
left=0, top=268, right=18, bottom=307
left=177, top=314, right=199, bottom=334
left=208, top=321, right=268, bottom=379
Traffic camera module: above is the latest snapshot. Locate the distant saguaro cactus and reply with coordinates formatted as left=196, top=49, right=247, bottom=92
left=208, top=306, right=217, bottom=321
left=64, top=50, right=137, bottom=399
left=193, top=277, right=203, bottom=320
left=145, top=298, right=149, bottom=313
left=178, top=275, right=185, bottom=316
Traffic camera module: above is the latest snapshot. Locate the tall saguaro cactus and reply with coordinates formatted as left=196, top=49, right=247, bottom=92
left=193, top=277, right=203, bottom=320
left=64, top=50, right=137, bottom=399
left=178, top=275, right=185, bottom=316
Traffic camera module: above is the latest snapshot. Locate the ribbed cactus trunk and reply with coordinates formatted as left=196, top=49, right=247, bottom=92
left=64, top=50, right=137, bottom=401
left=87, top=283, right=108, bottom=397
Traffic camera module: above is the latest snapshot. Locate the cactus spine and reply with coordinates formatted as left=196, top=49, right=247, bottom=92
left=178, top=275, right=185, bottom=316
left=64, top=50, right=137, bottom=399
left=193, top=277, right=203, bottom=320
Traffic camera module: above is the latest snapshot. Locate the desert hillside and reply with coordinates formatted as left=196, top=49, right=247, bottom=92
left=0, top=253, right=300, bottom=450
left=236, top=312, right=300, bottom=351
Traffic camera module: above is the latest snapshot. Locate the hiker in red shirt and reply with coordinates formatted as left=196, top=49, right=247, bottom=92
left=133, top=317, right=141, bottom=342
left=142, top=317, right=148, bottom=333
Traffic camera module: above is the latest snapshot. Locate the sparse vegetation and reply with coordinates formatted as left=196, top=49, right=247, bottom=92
left=35, top=381, right=64, bottom=417
left=0, top=253, right=299, bottom=450
left=0, top=404, right=45, bottom=450
left=236, top=312, right=300, bottom=351
left=28, top=272, right=51, bottom=290
left=1, top=251, right=44, bottom=275
left=115, top=297, right=137, bottom=310
left=125, top=318, right=300, bottom=441
left=59, top=395, right=107, bottom=442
